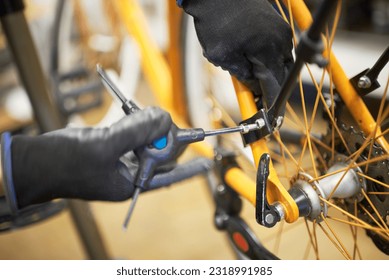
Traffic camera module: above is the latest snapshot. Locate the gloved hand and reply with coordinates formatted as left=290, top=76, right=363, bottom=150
left=2, top=107, right=210, bottom=210
left=181, top=0, right=294, bottom=108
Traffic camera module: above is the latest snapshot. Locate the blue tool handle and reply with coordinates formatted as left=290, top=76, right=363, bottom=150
left=152, top=136, right=168, bottom=150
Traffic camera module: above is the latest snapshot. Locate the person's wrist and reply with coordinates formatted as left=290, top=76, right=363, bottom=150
left=1, top=132, right=19, bottom=213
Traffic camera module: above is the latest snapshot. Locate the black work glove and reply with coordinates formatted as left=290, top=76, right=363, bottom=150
left=6, top=107, right=210, bottom=209
left=182, top=0, right=294, bottom=108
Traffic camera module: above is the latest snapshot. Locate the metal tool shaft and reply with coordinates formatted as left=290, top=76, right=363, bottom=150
left=122, top=187, right=141, bottom=230
left=204, top=123, right=261, bottom=137
left=96, top=64, right=127, bottom=104
left=204, top=126, right=242, bottom=137
left=97, top=65, right=143, bottom=231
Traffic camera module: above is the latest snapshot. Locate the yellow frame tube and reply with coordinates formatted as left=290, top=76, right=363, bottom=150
left=167, top=3, right=188, bottom=121
left=115, top=0, right=214, bottom=159
left=114, top=0, right=173, bottom=111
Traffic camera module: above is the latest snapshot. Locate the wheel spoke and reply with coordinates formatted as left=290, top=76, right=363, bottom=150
left=273, top=220, right=285, bottom=255
left=361, top=189, right=389, bottom=231
left=327, top=216, right=388, bottom=235
left=303, top=240, right=312, bottom=260
left=322, top=198, right=389, bottom=240
left=302, top=219, right=320, bottom=259
left=273, top=132, right=305, bottom=173
left=357, top=172, right=389, bottom=190
left=321, top=214, right=352, bottom=259
left=311, top=153, right=389, bottom=183
left=273, top=131, right=291, bottom=180
left=285, top=103, right=305, bottom=130
left=298, top=76, right=319, bottom=178
left=350, top=201, right=363, bottom=260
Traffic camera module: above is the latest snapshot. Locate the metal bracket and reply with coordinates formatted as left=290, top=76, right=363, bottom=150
left=350, top=46, right=388, bottom=97
left=350, top=69, right=381, bottom=97
left=239, top=108, right=272, bottom=146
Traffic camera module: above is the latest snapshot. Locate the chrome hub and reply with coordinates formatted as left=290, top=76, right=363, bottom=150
left=289, top=157, right=366, bottom=222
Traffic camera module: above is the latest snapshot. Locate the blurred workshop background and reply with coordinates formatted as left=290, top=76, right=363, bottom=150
left=0, top=0, right=388, bottom=260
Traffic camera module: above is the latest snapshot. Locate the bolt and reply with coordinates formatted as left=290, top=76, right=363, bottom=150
left=216, top=184, right=226, bottom=194
left=255, top=118, right=265, bottom=129
left=358, top=76, right=372, bottom=89
left=265, top=213, right=275, bottom=225
left=247, top=123, right=259, bottom=131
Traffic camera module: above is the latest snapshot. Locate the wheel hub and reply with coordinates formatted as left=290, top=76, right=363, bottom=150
left=320, top=120, right=389, bottom=254
left=289, top=156, right=366, bottom=222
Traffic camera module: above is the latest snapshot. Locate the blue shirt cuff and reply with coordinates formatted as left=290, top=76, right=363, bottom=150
left=1, top=132, right=18, bottom=213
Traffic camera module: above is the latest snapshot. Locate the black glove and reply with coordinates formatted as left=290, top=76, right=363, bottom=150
left=182, top=0, right=294, bottom=108
left=3, top=107, right=208, bottom=209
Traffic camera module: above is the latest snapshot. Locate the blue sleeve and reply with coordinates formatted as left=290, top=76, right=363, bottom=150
left=1, top=132, right=18, bottom=213
left=176, top=0, right=184, bottom=7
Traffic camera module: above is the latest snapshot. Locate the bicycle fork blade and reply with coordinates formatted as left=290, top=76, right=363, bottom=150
left=122, top=187, right=141, bottom=231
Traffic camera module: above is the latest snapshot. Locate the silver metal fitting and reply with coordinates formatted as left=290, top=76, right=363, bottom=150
left=265, top=213, right=276, bottom=225
left=255, top=118, right=266, bottom=129
left=358, top=76, right=372, bottom=89
left=289, top=158, right=367, bottom=222
left=216, top=184, right=226, bottom=194
left=273, top=202, right=285, bottom=221
left=240, top=124, right=251, bottom=134
left=274, top=116, right=284, bottom=131
left=240, top=121, right=263, bottom=134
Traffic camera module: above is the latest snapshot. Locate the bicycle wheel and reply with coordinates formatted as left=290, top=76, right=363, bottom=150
left=50, top=0, right=128, bottom=124
left=180, top=0, right=389, bottom=259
